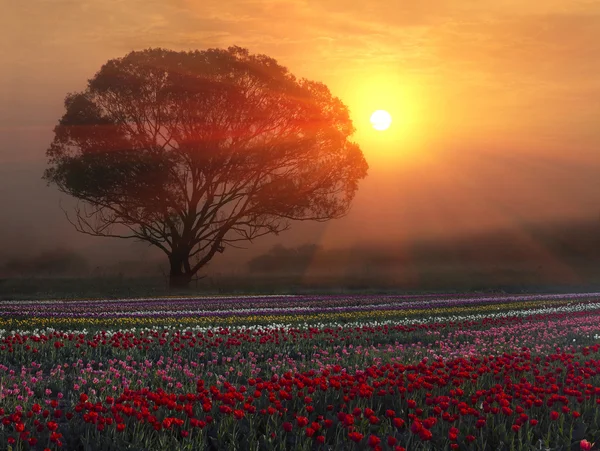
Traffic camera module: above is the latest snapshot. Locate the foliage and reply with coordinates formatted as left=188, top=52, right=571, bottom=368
left=43, top=47, right=367, bottom=286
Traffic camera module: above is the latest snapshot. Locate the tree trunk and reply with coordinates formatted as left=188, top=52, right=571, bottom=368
left=168, top=252, right=193, bottom=289
left=169, top=271, right=192, bottom=289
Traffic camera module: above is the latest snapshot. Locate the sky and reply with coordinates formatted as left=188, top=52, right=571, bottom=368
left=1, top=0, right=600, bottom=270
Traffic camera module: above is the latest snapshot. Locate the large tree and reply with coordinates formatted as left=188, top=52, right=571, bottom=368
left=43, top=46, right=368, bottom=288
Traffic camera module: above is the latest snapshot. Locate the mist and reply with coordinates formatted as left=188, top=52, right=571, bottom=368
left=2, top=0, right=600, bottom=291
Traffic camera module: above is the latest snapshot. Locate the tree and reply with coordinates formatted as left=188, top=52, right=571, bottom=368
left=43, top=46, right=368, bottom=288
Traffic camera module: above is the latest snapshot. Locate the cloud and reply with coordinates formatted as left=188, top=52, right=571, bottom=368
left=5, top=0, right=600, bottom=84
left=3, top=0, right=599, bottom=152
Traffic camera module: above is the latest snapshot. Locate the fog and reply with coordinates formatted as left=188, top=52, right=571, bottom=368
left=2, top=0, right=600, bottom=289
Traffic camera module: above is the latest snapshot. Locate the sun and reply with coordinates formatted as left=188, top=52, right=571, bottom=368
left=370, top=110, right=392, bottom=131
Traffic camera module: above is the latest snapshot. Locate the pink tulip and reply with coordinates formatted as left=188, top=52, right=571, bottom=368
left=581, top=440, right=594, bottom=451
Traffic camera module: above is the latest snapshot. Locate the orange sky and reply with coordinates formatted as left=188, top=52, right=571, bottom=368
left=1, top=0, right=600, bottom=264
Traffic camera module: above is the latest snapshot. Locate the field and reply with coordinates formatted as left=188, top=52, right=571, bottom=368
left=2, top=293, right=600, bottom=450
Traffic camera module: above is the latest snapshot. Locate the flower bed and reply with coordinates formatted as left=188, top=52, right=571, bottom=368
left=1, top=293, right=600, bottom=450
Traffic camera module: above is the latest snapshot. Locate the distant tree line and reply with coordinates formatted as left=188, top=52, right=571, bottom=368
left=245, top=218, right=600, bottom=286
left=0, top=248, right=164, bottom=278
left=1, top=249, right=90, bottom=277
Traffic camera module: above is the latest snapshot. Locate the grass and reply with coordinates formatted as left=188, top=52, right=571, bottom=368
left=3, top=273, right=600, bottom=300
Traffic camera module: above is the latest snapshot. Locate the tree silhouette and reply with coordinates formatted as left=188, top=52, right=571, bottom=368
left=43, top=47, right=368, bottom=288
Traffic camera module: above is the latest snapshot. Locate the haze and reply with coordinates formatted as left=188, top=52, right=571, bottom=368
left=2, top=0, right=600, bottom=281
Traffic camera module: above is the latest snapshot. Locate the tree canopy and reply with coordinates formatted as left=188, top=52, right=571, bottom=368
left=44, top=46, right=368, bottom=287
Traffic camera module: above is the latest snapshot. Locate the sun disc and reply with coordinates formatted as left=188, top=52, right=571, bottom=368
left=370, top=110, right=392, bottom=131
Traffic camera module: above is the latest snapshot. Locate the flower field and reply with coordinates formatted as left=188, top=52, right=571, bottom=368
left=2, top=293, right=600, bottom=450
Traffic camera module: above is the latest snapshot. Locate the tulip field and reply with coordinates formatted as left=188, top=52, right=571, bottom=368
left=2, top=293, right=600, bottom=450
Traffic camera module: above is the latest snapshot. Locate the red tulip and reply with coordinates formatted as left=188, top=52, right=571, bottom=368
left=419, top=429, right=433, bottom=441
left=348, top=431, right=363, bottom=443
left=581, top=440, right=594, bottom=451
left=296, top=416, right=309, bottom=427
left=393, top=417, right=405, bottom=428
left=368, top=435, right=381, bottom=448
